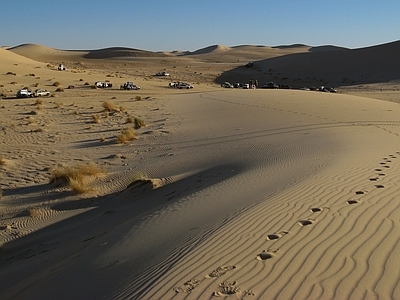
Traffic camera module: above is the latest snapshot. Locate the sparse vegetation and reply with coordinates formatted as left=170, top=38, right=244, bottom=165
left=55, top=87, right=64, bottom=92
left=135, top=95, right=142, bottom=101
left=92, top=114, right=101, bottom=123
left=35, top=98, right=43, bottom=105
left=50, top=162, right=104, bottom=193
left=28, top=206, right=46, bottom=217
left=102, top=101, right=116, bottom=112
left=116, top=127, right=136, bottom=143
left=134, top=117, right=146, bottom=129
left=126, top=116, right=134, bottom=123
left=0, top=156, right=6, bottom=166
left=100, top=137, right=106, bottom=142
left=53, top=81, right=62, bottom=87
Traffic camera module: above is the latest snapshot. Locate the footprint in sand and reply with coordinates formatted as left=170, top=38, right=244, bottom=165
left=298, top=219, right=315, bottom=226
left=174, top=278, right=201, bottom=293
left=256, top=248, right=279, bottom=261
left=266, top=230, right=289, bottom=241
left=205, top=265, right=236, bottom=278
left=347, top=199, right=359, bottom=205
left=212, top=281, right=241, bottom=297
left=355, top=190, right=366, bottom=195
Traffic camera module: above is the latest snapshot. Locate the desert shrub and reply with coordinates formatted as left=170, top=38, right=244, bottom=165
left=33, top=83, right=39, bottom=87
left=84, top=82, right=90, bottom=85
left=0, top=156, right=6, bottom=165
left=116, top=127, right=136, bottom=143
left=102, top=101, right=116, bottom=112
left=50, top=162, right=104, bottom=193
left=126, top=116, right=134, bottom=123
left=55, top=87, right=64, bottom=92
left=35, top=98, right=43, bottom=105
left=28, top=207, right=44, bottom=217
left=74, top=110, right=79, bottom=115
left=100, top=137, right=106, bottom=142
left=135, top=95, right=142, bottom=101
left=119, top=106, right=126, bottom=112
left=53, top=81, right=62, bottom=87
left=92, top=114, right=101, bottom=123
left=134, top=117, right=146, bottom=129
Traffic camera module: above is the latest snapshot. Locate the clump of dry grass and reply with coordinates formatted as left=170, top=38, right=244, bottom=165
left=100, top=137, right=106, bottom=142
left=116, top=127, right=136, bottom=143
left=0, top=156, right=6, bottom=166
left=74, top=110, right=79, bottom=115
left=135, top=95, right=142, bottom=101
left=35, top=98, right=43, bottom=105
left=126, top=116, right=134, bottom=123
left=55, top=87, right=64, bottom=92
left=50, top=162, right=104, bottom=193
left=102, top=101, right=116, bottom=112
left=53, top=81, right=62, bottom=87
left=119, top=106, right=126, bottom=112
left=92, top=114, right=101, bottom=123
left=28, top=206, right=46, bottom=218
left=134, top=117, right=146, bottom=129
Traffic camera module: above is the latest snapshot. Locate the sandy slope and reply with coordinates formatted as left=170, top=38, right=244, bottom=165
left=1, top=43, right=400, bottom=299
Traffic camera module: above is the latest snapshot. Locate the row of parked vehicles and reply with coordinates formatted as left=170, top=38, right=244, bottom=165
left=221, top=81, right=337, bottom=92
left=16, top=89, right=51, bottom=98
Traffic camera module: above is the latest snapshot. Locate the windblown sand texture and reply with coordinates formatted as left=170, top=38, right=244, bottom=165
left=1, top=42, right=400, bottom=299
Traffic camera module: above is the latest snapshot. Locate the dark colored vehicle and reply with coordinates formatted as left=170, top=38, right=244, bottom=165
left=120, top=82, right=140, bottom=90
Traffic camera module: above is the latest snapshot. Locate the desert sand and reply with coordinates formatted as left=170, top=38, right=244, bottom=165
left=1, top=42, right=400, bottom=300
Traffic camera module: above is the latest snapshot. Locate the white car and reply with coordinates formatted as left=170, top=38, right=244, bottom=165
left=35, top=89, right=51, bottom=97
left=221, top=82, right=233, bottom=88
left=169, top=82, right=193, bottom=89
left=156, top=71, right=170, bottom=76
left=120, top=82, right=140, bottom=90
left=16, top=89, right=34, bottom=98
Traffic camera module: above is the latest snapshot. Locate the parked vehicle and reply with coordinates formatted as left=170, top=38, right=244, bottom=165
left=155, top=71, right=170, bottom=76
left=58, top=64, right=66, bottom=71
left=262, top=81, right=279, bottom=89
left=242, top=84, right=250, bottom=89
left=169, top=82, right=193, bottom=89
left=245, top=62, right=254, bottom=68
left=233, top=83, right=244, bottom=88
left=34, top=89, right=51, bottom=97
left=95, top=81, right=112, bottom=88
left=120, top=82, right=140, bottom=90
left=221, top=82, right=233, bottom=88
left=16, top=89, right=34, bottom=98
left=319, top=86, right=337, bottom=93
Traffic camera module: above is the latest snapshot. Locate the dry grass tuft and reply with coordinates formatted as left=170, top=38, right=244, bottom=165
left=50, top=162, right=104, bottom=193
left=102, top=101, right=116, bottom=112
left=0, top=156, right=6, bottom=166
left=119, top=106, right=126, bottom=112
left=55, top=87, right=64, bottom=92
left=92, top=114, right=101, bottom=123
left=100, top=137, right=106, bottom=142
left=53, top=81, right=62, bottom=87
left=28, top=206, right=45, bottom=218
left=134, top=117, right=146, bottom=129
left=35, top=98, right=43, bottom=105
left=126, top=116, right=134, bottom=123
left=116, top=127, right=136, bottom=143
left=135, top=95, right=142, bottom=101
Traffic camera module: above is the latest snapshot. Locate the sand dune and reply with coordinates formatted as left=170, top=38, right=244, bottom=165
left=1, top=41, right=400, bottom=299
left=217, top=40, right=400, bottom=88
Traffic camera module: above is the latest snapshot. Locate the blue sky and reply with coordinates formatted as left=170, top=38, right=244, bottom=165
left=1, top=0, right=399, bottom=51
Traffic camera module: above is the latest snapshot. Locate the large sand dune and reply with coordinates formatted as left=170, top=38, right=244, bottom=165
left=1, top=42, right=400, bottom=299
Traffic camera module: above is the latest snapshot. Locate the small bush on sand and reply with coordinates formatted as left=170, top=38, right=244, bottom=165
left=92, top=114, right=101, bottom=123
left=55, top=87, right=64, bottom=92
left=102, top=101, right=116, bottom=112
left=35, top=98, right=43, bottom=105
left=134, top=117, right=146, bottom=129
left=50, top=162, right=104, bottom=193
left=126, top=116, right=134, bottom=123
left=84, top=82, right=90, bottom=86
left=28, top=206, right=47, bottom=217
left=53, top=81, right=62, bottom=87
left=0, top=156, right=6, bottom=166
left=135, top=95, right=142, bottom=101
left=116, top=127, right=136, bottom=143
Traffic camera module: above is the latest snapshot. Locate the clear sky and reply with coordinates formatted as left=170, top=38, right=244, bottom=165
left=1, top=0, right=399, bottom=51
